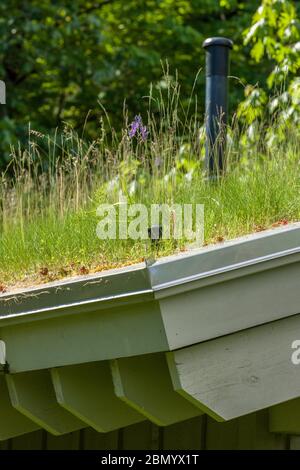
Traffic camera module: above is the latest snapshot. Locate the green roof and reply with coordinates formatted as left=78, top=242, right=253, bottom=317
left=0, top=223, right=300, bottom=439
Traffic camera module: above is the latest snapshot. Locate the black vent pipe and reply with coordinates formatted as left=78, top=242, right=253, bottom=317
left=203, top=37, right=233, bottom=176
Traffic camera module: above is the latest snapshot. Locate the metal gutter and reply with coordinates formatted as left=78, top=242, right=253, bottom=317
left=0, top=263, right=152, bottom=325
left=149, top=222, right=300, bottom=292
left=152, top=246, right=300, bottom=296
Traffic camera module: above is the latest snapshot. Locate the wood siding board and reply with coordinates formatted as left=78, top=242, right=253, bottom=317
left=289, top=436, right=300, bottom=449
left=162, top=416, right=205, bottom=450
left=206, top=416, right=239, bottom=449
left=121, top=422, right=155, bottom=450
left=269, top=398, right=300, bottom=434
left=81, top=428, right=119, bottom=450
left=45, top=430, right=81, bottom=450
left=9, top=430, right=44, bottom=450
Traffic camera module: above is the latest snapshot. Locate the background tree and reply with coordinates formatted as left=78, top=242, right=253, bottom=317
left=238, top=0, right=300, bottom=143
left=1, top=0, right=298, bottom=165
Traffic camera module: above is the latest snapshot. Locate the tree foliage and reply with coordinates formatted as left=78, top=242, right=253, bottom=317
left=238, top=0, right=300, bottom=133
left=0, top=0, right=299, bottom=164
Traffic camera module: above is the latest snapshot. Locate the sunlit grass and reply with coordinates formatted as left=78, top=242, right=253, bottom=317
left=0, top=75, right=299, bottom=290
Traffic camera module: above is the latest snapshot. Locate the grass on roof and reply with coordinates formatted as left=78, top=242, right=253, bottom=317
left=0, top=75, right=299, bottom=290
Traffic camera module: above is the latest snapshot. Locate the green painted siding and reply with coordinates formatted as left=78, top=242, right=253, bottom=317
left=0, top=412, right=289, bottom=450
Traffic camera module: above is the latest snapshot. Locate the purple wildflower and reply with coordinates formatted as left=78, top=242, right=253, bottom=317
left=140, top=125, right=148, bottom=141
left=129, top=115, right=142, bottom=138
left=128, top=114, right=148, bottom=141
